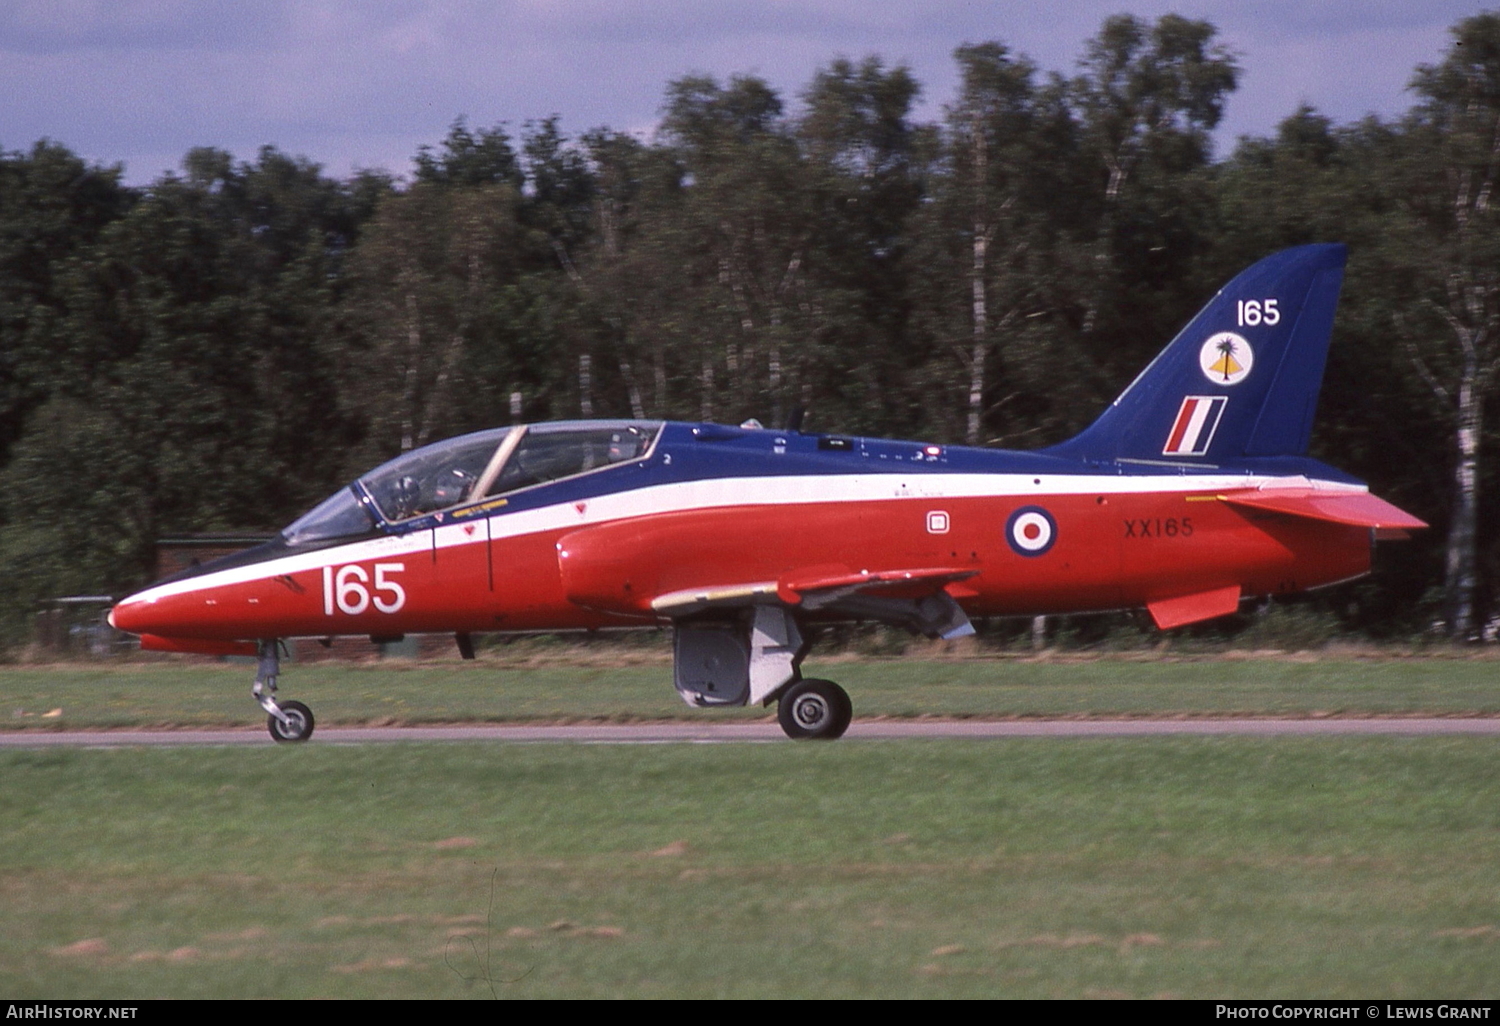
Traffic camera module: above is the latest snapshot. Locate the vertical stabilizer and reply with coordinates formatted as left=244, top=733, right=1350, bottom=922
left=1045, top=244, right=1347, bottom=464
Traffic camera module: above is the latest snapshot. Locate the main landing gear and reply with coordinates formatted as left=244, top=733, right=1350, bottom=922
left=674, top=609, right=855, bottom=741
left=776, top=678, right=852, bottom=740
left=254, top=640, right=315, bottom=743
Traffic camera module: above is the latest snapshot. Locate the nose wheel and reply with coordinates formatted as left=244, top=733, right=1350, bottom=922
left=777, top=678, right=852, bottom=740
left=253, top=640, right=315, bottom=743
left=267, top=700, right=315, bottom=743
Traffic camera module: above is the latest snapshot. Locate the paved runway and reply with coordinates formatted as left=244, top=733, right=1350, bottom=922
left=4, top=718, right=1500, bottom=747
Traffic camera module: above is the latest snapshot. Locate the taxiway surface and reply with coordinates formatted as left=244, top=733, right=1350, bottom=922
left=4, top=718, right=1500, bottom=747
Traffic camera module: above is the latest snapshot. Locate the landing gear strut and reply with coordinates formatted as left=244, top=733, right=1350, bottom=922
left=254, top=640, right=315, bottom=743
left=776, top=678, right=852, bottom=740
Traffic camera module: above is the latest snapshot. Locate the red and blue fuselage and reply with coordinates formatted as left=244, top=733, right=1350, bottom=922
left=107, top=420, right=1400, bottom=648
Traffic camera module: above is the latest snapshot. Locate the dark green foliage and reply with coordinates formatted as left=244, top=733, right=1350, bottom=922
left=413, top=118, right=522, bottom=190
left=0, top=13, right=1496, bottom=644
left=0, top=141, right=133, bottom=462
left=0, top=146, right=382, bottom=639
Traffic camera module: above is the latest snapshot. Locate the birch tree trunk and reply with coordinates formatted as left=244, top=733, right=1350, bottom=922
left=967, top=115, right=988, bottom=447
left=700, top=348, right=715, bottom=423
left=619, top=357, right=645, bottom=420
left=578, top=352, right=593, bottom=418
left=399, top=291, right=422, bottom=452
left=1446, top=375, right=1482, bottom=637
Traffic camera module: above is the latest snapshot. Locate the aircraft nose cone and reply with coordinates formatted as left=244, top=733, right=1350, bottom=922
left=108, top=596, right=151, bottom=634
left=109, top=588, right=191, bottom=636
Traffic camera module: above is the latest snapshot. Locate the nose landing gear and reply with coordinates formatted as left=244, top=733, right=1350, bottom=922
left=254, top=640, right=315, bottom=743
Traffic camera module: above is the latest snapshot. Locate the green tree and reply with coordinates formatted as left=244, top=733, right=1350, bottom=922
left=414, top=119, right=523, bottom=190
left=797, top=56, right=932, bottom=435
left=1388, top=13, right=1500, bottom=638
left=907, top=42, right=1083, bottom=446
left=1216, top=110, right=1451, bottom=634
left=0, top=141, right=132, bottom=462
left=1070, top=14, right=1239, bottom=379
left=0, top=147, right=375, bottom=626
left=343, top=180, right=524, bottom=459
left=656, top=74, right=856, bottom=427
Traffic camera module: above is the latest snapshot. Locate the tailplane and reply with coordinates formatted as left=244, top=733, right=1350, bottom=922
left=1046, top=244, right=1347, bottom=465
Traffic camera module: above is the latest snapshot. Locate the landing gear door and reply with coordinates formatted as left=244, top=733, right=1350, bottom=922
left=673, top=624, right=749, bottom=706
left=672, top=607, right=803, bottom=708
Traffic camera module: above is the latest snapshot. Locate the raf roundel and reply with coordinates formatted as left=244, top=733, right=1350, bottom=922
left=1199, top=331, right=1253, bottom=386
left=1006, top=506, right=1057, bottom=557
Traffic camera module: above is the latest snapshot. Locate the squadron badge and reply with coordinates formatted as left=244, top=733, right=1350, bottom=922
left=1199, top=331, right=1253, bottom=386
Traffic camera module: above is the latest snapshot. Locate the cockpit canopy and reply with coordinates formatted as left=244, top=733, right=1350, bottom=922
left=282, top=421, right=662, bottom=545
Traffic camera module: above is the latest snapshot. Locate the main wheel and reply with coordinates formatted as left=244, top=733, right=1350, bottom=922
left=777, top=679, right=852, bottom=740
left=268, top=700, right=315, bottom=743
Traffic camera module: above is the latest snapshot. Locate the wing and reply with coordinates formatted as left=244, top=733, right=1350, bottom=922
left=557, top=518, right=979, bottom=639
left=649, top=565, right=979, bottom=640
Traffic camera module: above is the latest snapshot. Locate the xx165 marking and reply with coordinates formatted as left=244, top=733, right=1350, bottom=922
left=1124, top=517, right=1193, bottom=539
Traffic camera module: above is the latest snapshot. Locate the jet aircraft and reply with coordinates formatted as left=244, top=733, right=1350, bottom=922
left=108, top=244, right=1425, bottom=742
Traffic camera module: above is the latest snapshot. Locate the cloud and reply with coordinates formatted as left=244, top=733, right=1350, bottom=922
left=0, top=0, right=285, bottom=53
left=0, top=1, right=1483, bottom=183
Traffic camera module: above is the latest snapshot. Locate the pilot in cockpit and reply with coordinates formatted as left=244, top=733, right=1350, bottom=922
left=431, top=466, right=475, bottom=509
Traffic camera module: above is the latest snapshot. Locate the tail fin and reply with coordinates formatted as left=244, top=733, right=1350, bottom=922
left=1045, top=244, right=1347, bottom=465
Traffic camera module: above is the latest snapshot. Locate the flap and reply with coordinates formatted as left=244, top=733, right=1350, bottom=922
left=650, top=582, right=780, bottom=615
left=1219, top=488, right=1427, bottom=530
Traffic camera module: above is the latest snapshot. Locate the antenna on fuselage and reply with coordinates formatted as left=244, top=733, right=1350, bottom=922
left=785, top=406, right=806, bottom=433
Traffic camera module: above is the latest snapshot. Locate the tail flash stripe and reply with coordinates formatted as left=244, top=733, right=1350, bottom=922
left=1163, top=396, right=1226, bottom=456
left=1164, top=399, right=1200, bottom=453
left=1183, top=398, right=1217, bottom=450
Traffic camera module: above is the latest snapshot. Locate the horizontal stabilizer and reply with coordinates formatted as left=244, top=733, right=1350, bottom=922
left=1146, top=585, right=1242, bottom=630
left=1220, top=489, right=1427, bottom=530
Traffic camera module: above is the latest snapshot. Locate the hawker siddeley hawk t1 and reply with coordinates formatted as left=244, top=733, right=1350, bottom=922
left=110, top=244, right=1425, bottom=741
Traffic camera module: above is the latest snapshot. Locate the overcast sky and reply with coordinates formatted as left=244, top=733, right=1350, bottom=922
left=1, top=1, right=1490, bottom=185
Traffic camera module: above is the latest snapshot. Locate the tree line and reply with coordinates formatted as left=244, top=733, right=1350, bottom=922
left=1, top=12, right=1496, bottom=643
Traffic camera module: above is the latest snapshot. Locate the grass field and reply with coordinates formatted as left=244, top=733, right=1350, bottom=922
left=3, top=654, right=1499, bottom=998
left=4, top=653, right=1500, bottom=729
left=3, top=737, right=1500, bottom=998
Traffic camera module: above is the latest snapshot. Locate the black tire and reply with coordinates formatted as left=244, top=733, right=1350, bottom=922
left=268, top=700, right=315, bottom=743
left=777, top=679, right=852, bottom=740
